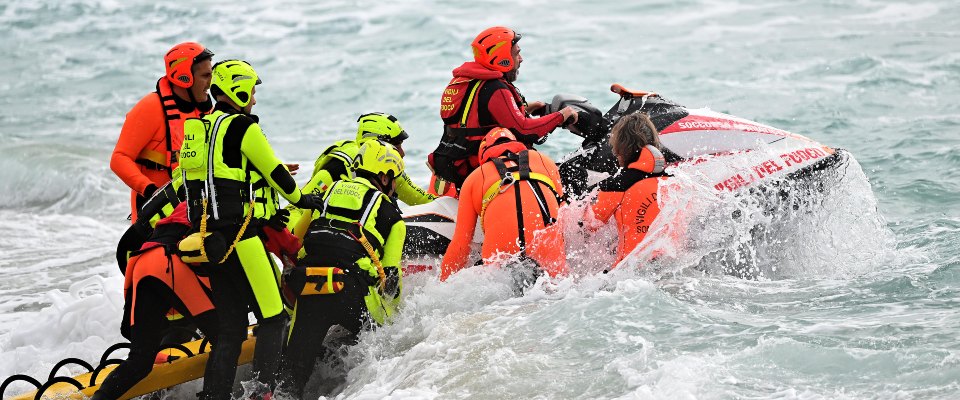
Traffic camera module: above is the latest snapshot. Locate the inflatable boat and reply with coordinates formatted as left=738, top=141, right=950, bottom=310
left=402, top=84, right=850, bottom=271
left=1, top=328, right=256, bottom=400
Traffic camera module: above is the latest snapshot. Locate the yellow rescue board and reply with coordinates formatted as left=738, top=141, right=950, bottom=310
left=11, top=332, right=255, bottom=400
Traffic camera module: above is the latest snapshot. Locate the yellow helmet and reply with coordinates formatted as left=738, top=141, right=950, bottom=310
left=211, top=59, right=261, bottom=107
left=354, top=140, right=405, bottom=180
left=356, top=112, right=409, bottom=145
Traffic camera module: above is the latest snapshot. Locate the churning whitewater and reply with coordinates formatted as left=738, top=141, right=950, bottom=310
left=2, top=0, right=959, bottom=399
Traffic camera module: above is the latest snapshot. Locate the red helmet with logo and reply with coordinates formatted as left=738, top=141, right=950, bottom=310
left=478, top=127, right=527, bottom=163
left=472, top=26, right=521, bottom=73
left=164, top=42, right=214, bottom=89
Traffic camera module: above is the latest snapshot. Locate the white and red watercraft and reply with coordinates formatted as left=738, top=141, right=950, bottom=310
left=402, top=84, right=850, bottom=272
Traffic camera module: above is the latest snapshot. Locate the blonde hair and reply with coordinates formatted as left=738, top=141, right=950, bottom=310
left=609, top=113, right=662, bottom=166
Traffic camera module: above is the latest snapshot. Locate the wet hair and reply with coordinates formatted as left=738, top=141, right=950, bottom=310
left=609, top=112, right=662, bottom=166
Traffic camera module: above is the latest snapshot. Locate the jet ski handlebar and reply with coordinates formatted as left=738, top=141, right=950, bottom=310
left=543, top=84, right=669, bottom=143
left=544, top=94, right=608, bottom=142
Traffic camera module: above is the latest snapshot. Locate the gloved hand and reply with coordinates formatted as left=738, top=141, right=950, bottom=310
left=559, top=106, right=579, bottom=128
left=266, top=209, right=290, bottom=231
left=382, top=267, right=400, bottom=298
left=142, top=184, right=158, bottom=199
left=294, top=193, right=324, bottom=210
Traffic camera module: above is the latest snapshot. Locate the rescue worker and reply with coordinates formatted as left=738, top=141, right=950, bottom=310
left=429, top=26, right=579, bottom=195
left=92, top=203, right=218, bottom=400
left=178, top=59, right=323, bottom=400
left=439, top=128, right=567, bottom=287
left=111, top=42, right=214, bottom=223
left=278, top=140, right=406, bottom=398
left=287, top=112, right=434, bottom=234
left=585, top=112, right=671, bottom=265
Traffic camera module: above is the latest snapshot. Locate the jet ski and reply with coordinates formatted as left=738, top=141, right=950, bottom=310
left=401, top=84, right=849, bottom=271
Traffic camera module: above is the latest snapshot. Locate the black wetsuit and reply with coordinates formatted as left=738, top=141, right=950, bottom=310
left=94, top=224, right=219, bottom=400
left=200, top=229, right=287, bottom=400
left=277, top=178, right=404, bottom=398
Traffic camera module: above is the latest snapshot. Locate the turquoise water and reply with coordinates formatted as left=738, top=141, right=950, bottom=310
left=1, top=0, right=958, bottom=399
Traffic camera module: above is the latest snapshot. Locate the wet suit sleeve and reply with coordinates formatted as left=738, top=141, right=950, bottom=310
left=587, top=190, right=622, bottom=231
left=487, top=85, right=565, bottom=144
left=395, top=172, right=437, bottom=206
left=284, top=150, right=350, bottom=231
left=284, top=169, right=332, bottom=232
left=439, top=168, right=483, bottom=281
left=111, top=93, right=164, bottom=194
left=382, top=219, right=405, bottom=297
left=240, top=122, right=303, bottom=204
left=381, top=218, right=406, bottom=269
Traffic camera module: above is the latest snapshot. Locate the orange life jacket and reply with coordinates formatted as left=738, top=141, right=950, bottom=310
left=112, top=77, right=207, bottom=223
left=591, top=146, right=671, bottom=265
left=134, top=77, right=199, bottom=173
left=440, top=150, right=568, bottom=280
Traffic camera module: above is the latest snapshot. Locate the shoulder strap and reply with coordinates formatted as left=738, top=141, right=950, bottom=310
left=480, top=152, right=562, bottom=228
left=155, top=80, right=176, bottom=177
left=459, top=80, right=484, bottom=128
left=518, top=150, right=531, bottom=181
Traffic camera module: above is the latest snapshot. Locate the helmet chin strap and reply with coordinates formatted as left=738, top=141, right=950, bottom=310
left=375, top=175, right=397, bottom=197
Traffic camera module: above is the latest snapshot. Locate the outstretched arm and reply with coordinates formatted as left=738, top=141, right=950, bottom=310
left=396, top=172, right=437, bottom=206
left=487, top=87, right=565, bottom=144
left=439, top=171, right=482, bottom=281
left=241, top=123, right=302, bottom=204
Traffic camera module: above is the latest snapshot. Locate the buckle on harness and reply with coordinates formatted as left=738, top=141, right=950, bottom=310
left=499, top=173, right=516, bottom=194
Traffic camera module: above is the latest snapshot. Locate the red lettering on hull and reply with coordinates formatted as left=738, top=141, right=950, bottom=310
left=713, top=147, right=827, bottom=192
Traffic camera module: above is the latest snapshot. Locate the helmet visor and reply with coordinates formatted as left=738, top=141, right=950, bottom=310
left=195, top=47, right=215, bottom=63
left=512, top=32, right=522, bottom=45
left=391, top=130, right=409, bottom=144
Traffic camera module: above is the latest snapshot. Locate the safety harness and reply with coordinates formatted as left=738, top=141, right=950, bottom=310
left=178, top=113, right=254, bottom=264
left=480, top=150, right=562, bottom=254
left=311, top=181, right=387, bottom=292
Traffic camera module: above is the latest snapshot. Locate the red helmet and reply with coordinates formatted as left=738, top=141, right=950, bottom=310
left=164, top=42, right=214, bottom=89
left=478, top=127, right=526, bottom=163
left=472, top=26, right=521, bottom=73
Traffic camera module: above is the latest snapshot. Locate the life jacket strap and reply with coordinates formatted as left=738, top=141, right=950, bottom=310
left=135, top=158, right=170, bottom=171
left=318, top=216, right=386, bottom=293
left=315, top=183, right=388, bottom=284
left=300, top=267, right=346, bottom=295
left=479, top=151, right=561, bottom=223
left=459, top=80, right=484, bottom=128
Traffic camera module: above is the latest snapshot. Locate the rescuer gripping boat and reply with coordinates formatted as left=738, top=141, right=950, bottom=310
left=401, top=84, right=851, bottom=272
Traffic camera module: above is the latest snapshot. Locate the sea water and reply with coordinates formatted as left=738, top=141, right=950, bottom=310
left=1, top=0, right=958, bottom=399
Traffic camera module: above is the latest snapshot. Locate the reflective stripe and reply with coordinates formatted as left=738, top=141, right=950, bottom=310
left=358, top=192, right=379, bottom=228
left=460, top=80, right=483, bottom=128
left=528, top=181, right=548, bottom=217
left=330, top=151, right=353, bottom=164
left=319, top=181, right=341, bottom=219
left=206, top=114, right=229, bottom=220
